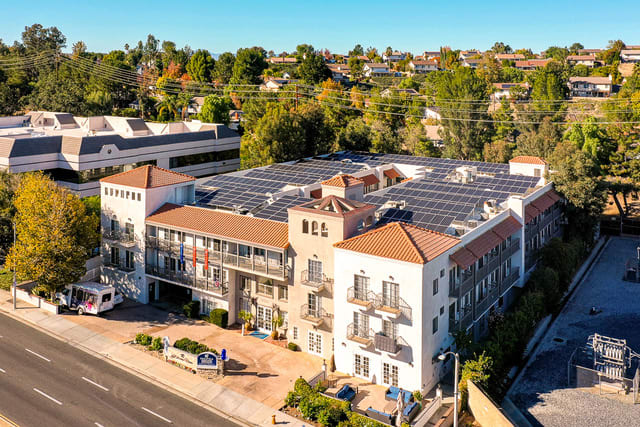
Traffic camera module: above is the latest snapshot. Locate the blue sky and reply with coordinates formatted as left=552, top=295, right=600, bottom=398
left=2, top=0, right=639, bottom=54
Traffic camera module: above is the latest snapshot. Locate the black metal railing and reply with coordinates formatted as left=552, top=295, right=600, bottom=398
left=374, top=294, right=412, bottom=320
left=347, top=287, right=376, bottom=306
left=347, top=323, right=374, bottom=344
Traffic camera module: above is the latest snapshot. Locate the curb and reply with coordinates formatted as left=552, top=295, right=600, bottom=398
left=0, top=304, right=255, bottom=427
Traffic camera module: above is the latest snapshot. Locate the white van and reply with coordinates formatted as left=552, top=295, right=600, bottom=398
left=55, top=282, right=117, bottom=315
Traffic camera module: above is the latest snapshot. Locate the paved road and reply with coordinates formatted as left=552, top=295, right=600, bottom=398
left=0, top=312, right=239, bottom=427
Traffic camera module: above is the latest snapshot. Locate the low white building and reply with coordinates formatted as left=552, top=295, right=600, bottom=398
left=621, top=50, right=640, bottom=63
left=408, top=60, right=438, bottom=74
left=568, top=76, right=612, bottom=98
left=491, top=83, right=530, bottom=101
left=0, top=111, right=240, bottom=196
left=363, top=63, right=391, bottom=77
left=566, top=55, right=598, bottom=67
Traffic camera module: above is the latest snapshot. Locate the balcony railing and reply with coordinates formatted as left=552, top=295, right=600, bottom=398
left=374, top=332, right=406, bottom=354
left=301, top=270, right=333, bottom=292
left=346, top=323, right=374, bottom=345
left=500, top=267, right=521, bottom=293
left=374, top=295, right=412, bottom=321
left=347, top=287, right=376, bottom=308
left=103, top=256, right=135, bottom=272
left=103, top=230, right=135, bottom=246
left=145, top=265, right=229, bottom=297
left=475, top=285, right=499, bottom=318
left=300, top=304, right=330, bottom=327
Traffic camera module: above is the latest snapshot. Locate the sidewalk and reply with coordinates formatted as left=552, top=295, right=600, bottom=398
left=0, top=289, right=307, bottom=426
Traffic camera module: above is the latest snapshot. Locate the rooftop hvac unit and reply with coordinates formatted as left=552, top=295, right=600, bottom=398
left=466, top=220, right=479, bottom=229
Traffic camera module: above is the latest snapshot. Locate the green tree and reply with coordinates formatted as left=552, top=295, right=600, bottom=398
left=598, top=40, right=625, bottom=65
left=569, top=42, right=584, bottom=54
left=297, top=51, right=331, bottom=84
left=231, top=47, right=267, bottom=86
left=564, top=117, right=614, bottom=167
left=6, top=173, right=98, bottom=300
left=85, top=90, right=113, bottom=115
left=370, top=120, right=401, bottom=154
left=214, top=52, right=235, bottom=84
left=476, top=53, right=501, bottom=84
left=0, top=171, right=19, bottom=262
left=199, top=95, right=231, bottom=125
left=349, top=44, right=364, bottom=57
left=297, top=102, right=334, bottom=156
left=483, top=140, right=513, bottom=163
left=27, top=67, right=87, bottom=115
left=544, top=46, right=570, bottom=62
left=21, top=23, right=66, bottom=53
left=186, top=49, right=214, bottom=82
left=436, top=67, right=492, bottom=159
left=490, top=42, right=512, bottom=54
left=514, top=117, right=560, bottom=159
left=459, top=352, right=492, bottom=408
left=529, top=61, right=568, bottom=120
left=347, top=56, right=364, bottom=81
left=334, top=117, right=372, bottom=151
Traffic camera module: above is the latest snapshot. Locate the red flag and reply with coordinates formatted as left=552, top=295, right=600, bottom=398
left=193, top=244, right=197, bottom=267
left=205, top=249, right=209, bottom=267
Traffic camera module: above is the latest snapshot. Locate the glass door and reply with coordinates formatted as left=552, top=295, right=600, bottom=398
left=257, top=305, right=272, bottom=332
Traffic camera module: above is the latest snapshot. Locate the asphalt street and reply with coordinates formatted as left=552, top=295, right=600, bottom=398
left=0, top=312, right=240, bottom=427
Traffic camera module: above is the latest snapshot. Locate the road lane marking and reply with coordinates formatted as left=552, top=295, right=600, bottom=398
left=141, top=407, right=172, bottom=423
left=82, top=376, right=109, bottom=392
left=95, top=423, right=105, bottom=427
left=0, top=411, right=19, bottom=427
left=0, top=368, right=5, bottom=373
left=33, top=388, right=62, bottom=405
left=25, top=348, right=51, bottom=362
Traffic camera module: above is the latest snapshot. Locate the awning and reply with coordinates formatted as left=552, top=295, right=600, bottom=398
left=360, top=174, right=380, bottom=186
left=384, top=168, right=401, bottom=179
left=466, top=230, right=503, bottom=258
left=450, top=247, right=477, bottom=269
left=530, top=194, right=554, bottom=212
left=310, top=189, right=322, bottom=199
left=491, top=216, right=522, bottom=240
left=547, top=190, right=561, bottom=202
left=525, top=204, right=540, bottom=224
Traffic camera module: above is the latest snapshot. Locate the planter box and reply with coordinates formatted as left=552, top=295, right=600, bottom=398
left=14, top=285, right=60, bottom=314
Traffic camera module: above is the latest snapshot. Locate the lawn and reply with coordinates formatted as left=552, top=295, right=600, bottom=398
left=0, top=268, right=13, bottom=290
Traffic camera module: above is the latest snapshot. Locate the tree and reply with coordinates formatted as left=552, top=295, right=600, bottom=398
left=155, top=95, right=179, bottom=121
left=569, top=42, right=584, bottom=54
left=297, top=51, right=331, bottom=84
left=483, top=140, right=512, bottom=163
left=297, top=103, right=334, bottom=156
left=347, top=56, right=364, bottom=81
left=85, top=90, right=113, bottom=115
left=295, top=44, right=315, bottom=62
left=72, top=41, right=87, bottom=58
left=214, top=52, right=235, bottom=84
left=459, top=352, right=492, bottom=408
left=564, top=117, right=615, bottom=167
left=476, top=52, right=502, bottom=84
left=231, top=47, right=267, bottom=86
left=334, top=117, right=372, bottom=152
left=349, top=44, right=364, bottom=57
left=186, top=49, right=214, bottom=82
left=544, top=46, right=570, bottom=62
left=27, top=67, right=87, bottom=115
left=0, top=171, right=19, bottom=263
left=6, top=173, right=98, bottom=300
left=370, top=120, right=401, bottom=154
left=599, top=40, right=625, bottom=65
left=21, top=24, right=66, bottom=53
left=490, top=42, right=512, bottom=54
left=514, top=117, right=560, bottom=159
left=0, top=83, right=19, bottom=115
left=199, top=95, right=231, bottom=125
left=436, top=67, right=492, bottom=159
left=529, top=61, right=568, bottom=120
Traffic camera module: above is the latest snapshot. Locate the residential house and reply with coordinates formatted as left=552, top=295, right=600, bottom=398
left=363, top=63, right=391, bottom=77
left=327, top=64, right=350, bottom=82
left=268, top=57, right=298, bottom=65
left=514, top=59, right=552, bottom=70
left=424, top=107, right=442, bottom=121
left=459, top=50, right=481, bottom=60
left=495, top=54, right=525, bottom=62
left=461, top=58, right=482, bottom=69
left=621, top=50, right=640, bottom=63
left=409, top=60, right=438, bottom=74
left=577, top=48, right=602, bottom=55
left=382, top=51, right=407, bottom=62
left=491, top=82, right=531, bottom=101
left=381, top=88, right=420, bottom=97
left=566, top=55, right=598, bottom=67
left=261, top=78, right=291, bottom=91
left=568, top=76, right=612, bottom=98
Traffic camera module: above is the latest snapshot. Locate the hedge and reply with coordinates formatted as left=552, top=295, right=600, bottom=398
left=135, top=333, right=152, bottom=346
left=288, top=342, right=299, bottom=351
left=174, top=337, right=217, bottom=355
left=183, top=300, right=200, bottom=319
left=209, top=308, right=228, bottom=328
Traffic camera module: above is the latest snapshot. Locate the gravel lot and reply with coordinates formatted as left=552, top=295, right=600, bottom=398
left=509, top=236, right=640, bottom=427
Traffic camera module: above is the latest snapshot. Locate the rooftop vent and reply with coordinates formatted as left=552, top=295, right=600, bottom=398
left=453, top=166, right=477, bottom=184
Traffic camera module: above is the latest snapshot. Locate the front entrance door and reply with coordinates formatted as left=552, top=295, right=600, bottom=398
left=257, top=305, right=272, bottom=332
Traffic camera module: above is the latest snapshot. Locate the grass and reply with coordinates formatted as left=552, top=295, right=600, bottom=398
left=0, top=268, right=13, bottom=291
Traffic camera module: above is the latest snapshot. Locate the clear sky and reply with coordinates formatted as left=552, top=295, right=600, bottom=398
left=1, top=0, right=639, bottom=55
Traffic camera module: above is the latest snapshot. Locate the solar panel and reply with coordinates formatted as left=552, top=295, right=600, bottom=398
left=253, top=195, right=311, bottom=222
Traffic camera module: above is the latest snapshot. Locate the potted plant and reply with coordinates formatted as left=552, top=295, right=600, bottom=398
left=271, top=315, right=284, bottom=340
left=239, top=310, right=254, bottom=331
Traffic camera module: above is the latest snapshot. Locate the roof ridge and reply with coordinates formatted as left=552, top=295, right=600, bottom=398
left=333, top=222, right=396, bottom=248
left=395, top=222, right=426, bottom=263
left=399, top=221, right=461, bottom=239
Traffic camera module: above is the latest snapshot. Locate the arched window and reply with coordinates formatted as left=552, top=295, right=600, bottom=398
left=321, top=223, right=328, bottom=237
left=365, top=216, right=373, bottom=227
left=302, top=219, right=309, bottom=234
left=312, top=221, right=319, bottom=235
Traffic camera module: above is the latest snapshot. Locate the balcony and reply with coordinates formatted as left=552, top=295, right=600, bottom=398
left=145, top=265, right=229, bottom=297
left=500, top=267, right=521, bottom=293
left=502, top=238, right=520, bottom=261
left=300, top=270, right=333, bottom=293
left=346, top=323, right=374, bottom=346
left=300, top=304, right=330, bottom=327
left=475, top=284, right=499, bottom=318
left=374, top=295, right=412, bottom=321
left=347, top=287, right=376, bottom=309
left=374, top=333, right=406, bottom=354
left=103, top=230, right=136, bottom=247
left=103, top=256, right=135, bottom=273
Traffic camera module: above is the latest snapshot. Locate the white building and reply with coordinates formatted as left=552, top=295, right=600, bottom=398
left=99, top=153, right=564, bottom=394
left=491, top=83, right=530, bottom=101
left=568, top=76, right=612, bottom=98
left=0, top=111, right=240, bottom=196
left=408, top=60, right=438, bottom=74
left=382, top=51, right=407, bottom=62
left=620, top=50, right=640, bottom=63
left=363, top=63, right=391, bottom=77
left=566, top=55, right=598, bottom=67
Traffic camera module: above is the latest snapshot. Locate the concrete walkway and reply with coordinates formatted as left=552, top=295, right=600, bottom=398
left=0, top=289, right=307, bottom=426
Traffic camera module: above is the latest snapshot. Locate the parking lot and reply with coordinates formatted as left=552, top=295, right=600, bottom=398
left=509, top=236, right=640, bottom=427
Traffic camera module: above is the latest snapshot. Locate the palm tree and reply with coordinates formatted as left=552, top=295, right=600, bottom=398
left=177, top=92, right=197, bottom=120
left=155, top=95, right=179, bottom=121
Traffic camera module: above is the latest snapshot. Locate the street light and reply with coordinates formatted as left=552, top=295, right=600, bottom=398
left=438, top=351, right=459, bottom=427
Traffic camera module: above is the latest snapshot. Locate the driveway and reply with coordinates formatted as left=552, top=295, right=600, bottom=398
left=62, top=302, right=323, bottom=408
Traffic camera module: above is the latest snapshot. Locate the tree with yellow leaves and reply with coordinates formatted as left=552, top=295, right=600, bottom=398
left=5, top=173, right=99, bottom=301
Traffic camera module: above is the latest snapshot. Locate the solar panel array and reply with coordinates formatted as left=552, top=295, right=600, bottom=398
left=253, top=195, right=311, bottom=222
left=196, top=175, right=286, bottom=212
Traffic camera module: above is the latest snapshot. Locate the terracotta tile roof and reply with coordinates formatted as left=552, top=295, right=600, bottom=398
left=360, top=174, right=380, bottom=186
left=383, top=168, right=401, bottom=179
left=491, top=216, right=522, bottom=240
left=465, top=229, right=503, bottom=258
left=310, top=188, right=322, bottom=199
left=547, top=190, right=561, bottom=202
left=146, top=203, right=289, bottom=248
left=291, top=195, right=375, bottom=217
left=100, top=165, right=195, bottom=189
left=321, top=174, right=364, bottom=188
left=525, top=204, right=541, bottom=224
left=450, top=247, right=477, bottom=269
left=334, top=222, right=459, bottom=264
left=509, top=156, right=547, bottom=165
left=530, top=194, right=555, bottom=212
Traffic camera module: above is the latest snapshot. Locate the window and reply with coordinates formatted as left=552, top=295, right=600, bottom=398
left=110, top=247, right=120, bottom=265
left=321, top=223, right=328, bottom=237
left=104, top=187, right=108, bottom=195
left=382, top=281, right=399, bottom=308
left=432, top=316, right=438, bottom=334
left=302, top=219, right=309, bottom=234
left=257, top=280, right=274, bottom=297
left=311, top=221, right=318, bottom=235
left=240, top=276, right=251, bottom=292
left=440, top=268, right=445, bottom=278
left=109, top=188, right=113, bottom=196
left=125, top=250, right=134, bottom=269
left=440, top=305, right=445, bottom=316
left=308, top=259, right=323, bottom=283
left=102, top=293, right=111, bottom=303
left=353, top=275, right=370, bottom=300
left=137, top=193, right=141, bottom=201
left=432, top=278, right=439, bottom=295
left=293, top=326, right=299, bottom=340
left=281, top=311, right=288, bottom=328
left=382, top=319, right=396, bottom=339
left=168, top=148, right=240, bottom=168
left=202, top=298, right=216, bottom=315
left=357, top=219, right=365, bottom=231
left=365, top=216, right=373, bottom=227
left=278, top=285, right=288, bottom=301
left=353, top=312, right=369, bottom=336
left=383, top=363, right=398, bottom=387
left=308, top=331, right=322, bottom=355
left=354, top=354, right=370, bottom=377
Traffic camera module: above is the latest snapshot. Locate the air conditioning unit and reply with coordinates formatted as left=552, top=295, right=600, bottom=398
left=467, top=220, right=479, bottom=228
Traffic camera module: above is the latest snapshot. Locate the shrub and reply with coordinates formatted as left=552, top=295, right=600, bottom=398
left=347, top=411, right=386, bottom=427
left=149, top=337, right=163, bottom=351
left=182, top=300, right=200, bottom=319
left=318, top=404, right=344, bottom=426
left=174, top=337, right=214, bottom=355
left=413, top=390, right=423, bottom=402
left=458, top=352, right=492, bottom=408
left=209, top=308, right=228, bottom=328
left=288, top=342, right=299, bottom=351
left=299, top=393, right=330, bottom=420
left=135, top=333, right=152, bottom=346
